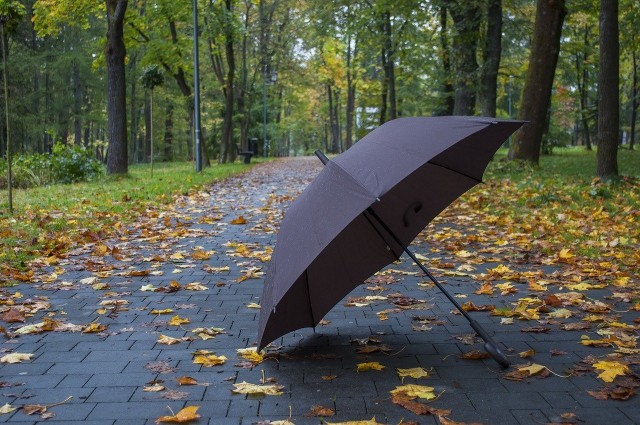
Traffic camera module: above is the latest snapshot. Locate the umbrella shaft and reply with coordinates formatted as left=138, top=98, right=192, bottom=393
left=365, top=207, right=475, bottom=323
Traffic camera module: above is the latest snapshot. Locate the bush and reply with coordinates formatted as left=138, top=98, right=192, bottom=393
left=0, top=143, right=104, bottom=189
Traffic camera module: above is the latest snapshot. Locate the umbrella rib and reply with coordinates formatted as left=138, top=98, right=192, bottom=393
left=305, top=269, right=316, bottom=327
left=428, top=160, right=482, bottom=184
left=361, top=211, right=403, bottom=260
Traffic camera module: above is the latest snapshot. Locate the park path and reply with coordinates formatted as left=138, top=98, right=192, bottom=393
left=0, top=158, right=638, bottom=425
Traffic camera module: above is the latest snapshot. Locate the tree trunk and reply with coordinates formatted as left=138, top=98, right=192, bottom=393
left=630, top=46, right=637, bottom=151
left=447, top=0, right=481, bottom=116
left=576, top=26, right=592, bottom=150
left=164, top=103, right=174, bottom=161
left=219, top=0, right=235, bottom=164
left=436, top=5, right=454, bottom=116
left=73, top=60, right=83, bottom=146
left=596, top=0, right=619, bottom=179
left=508, top=0, right=566, bottom=164
left=105, top=0, right=128, bottom=175
left=128, top=53, right=139, bottom=162
left=345, top=33, right=356, bottom=150
left=480, top=0, right=502, bottom=117
left=144, top=91, right=151, bottom=162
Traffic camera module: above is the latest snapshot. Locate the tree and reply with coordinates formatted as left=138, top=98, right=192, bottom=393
left=480, top=0, right=502, bottom=117
left=508, top=0, right=567, bottom=164
left=33, top=0, right=129, bottom=175
left=596, top=0, right=619, bottom=178
left=0, top=0, right=26, bottom=213
left=445, top=0, right=482, bottom=116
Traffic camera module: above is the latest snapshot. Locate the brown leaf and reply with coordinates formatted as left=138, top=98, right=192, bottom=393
left=588, top=386, right=635, bottom=401
left=521, top=326, right=550, bottom=333
left=22, top=404, right=47, bottom=415
left=390, top=392, right=450, bottom=416
left=460, top=350, right=490, bottom=360
left=1, top=308, right=25, bottom=323
left=305, top=405, right=335, bottom=417
left=177, top=376, right=198, bottom=386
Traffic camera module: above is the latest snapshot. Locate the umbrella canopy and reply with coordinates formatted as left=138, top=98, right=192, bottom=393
left=257, top=116, right=524, bottom=351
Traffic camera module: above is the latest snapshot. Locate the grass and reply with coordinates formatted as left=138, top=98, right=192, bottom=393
left=0, top=160, right=261, bottom=271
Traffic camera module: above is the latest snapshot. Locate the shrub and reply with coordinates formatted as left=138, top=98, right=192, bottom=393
left=0, top=143, right=104, bottom=189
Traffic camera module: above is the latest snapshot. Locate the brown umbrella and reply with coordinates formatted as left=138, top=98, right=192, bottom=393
left=257, top=116, right=524, bottom=367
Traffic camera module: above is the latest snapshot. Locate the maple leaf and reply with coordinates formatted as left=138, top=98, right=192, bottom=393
left=390, top=384, right=437, bottom=400
left=1, top=353, right=33, bottom=364
left=193, top=354, right=227, bottom=367
left=391, top=392, right=450, bottom=416
left=396, top=367, right=430, bottom=382
left=231, top=381, right=284, bottom=396
left=184, top=282, right=208, bottom=291
left=592, top=361, right=631, bottom=383
left=82, top=323, right=107, bottom=333
left=356, top=362, right=385, bottom=372
left=151, top=308, right=174, bottom=315
left=191, top=249, right=214, bottom=260
left=168, top=315, right=190, bottom=326
left=517, top=363, right=547, bottom=376
left=155, top=406, right=200, bottom=424
left=237, top=347, right=264, bottom=364
left=1, top=308, right=25, bottom=323
left=157, top=335, right=183, bottom=345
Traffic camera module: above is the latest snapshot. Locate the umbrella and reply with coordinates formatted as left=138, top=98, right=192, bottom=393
left=257, top=116, right=524, bottom=367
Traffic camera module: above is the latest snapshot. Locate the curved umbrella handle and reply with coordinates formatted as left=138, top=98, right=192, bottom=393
left=402, top=201, right=423, bottom=227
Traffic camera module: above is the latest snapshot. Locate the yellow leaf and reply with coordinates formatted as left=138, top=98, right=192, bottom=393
left=455, top=250, right=474, bottom=258
left=528, top=280, right=547, bottom=291
left=517, top=363, right=547, bottom=376
left=168, top=315, right=190, bottom=326
left=151, top=309, right=174, bottom=315
left=158, top=335, right=182, bottom=345
left=230, top=216, right=247, bottom=225
left=0, top=353, right=33, bottom=364
left=357, top=362, right=385, bottom=372
left=170, top=252, right=185, bottom=260
left=475, top=282, right=494, bottom=295
left=231, top=381, right=284, bottom=396
left=246, top=302, right=261, bottom=309
left=0, top=403, right=16, bottom=415
left=192, top=250, right=214, bottom=260
left=141, top=284, right=157, bottom=292
left=177, top=376, right=198, bottom=386
left=82, top=323, right=107, bottom=333
left=593, top=361, right=630, bottom=383
left=184, top=282, right=208, bottom=291
left=144, top=384, right=166, bottom=392
left=547, top=308, right=573, bottom=319
left=390, top=384, right=437, bottom=400
left=396, top=367, right=430, bottom=382
left=193, top=354, right=227, bottom=367
left=518, top=349, right=535, bottom=358
left=237, top=347, right=264, bottom=364
left=156, top=406, right=200, bottom=423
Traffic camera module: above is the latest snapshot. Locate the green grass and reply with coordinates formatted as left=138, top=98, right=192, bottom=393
left=0, top=160, right=260, bottom=271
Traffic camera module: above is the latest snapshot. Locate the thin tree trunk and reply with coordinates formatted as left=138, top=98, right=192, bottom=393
left=480, top=0, right=502, bottom=117
left=596, top=0, right=619, bottom=178
left=73, top=60, right=82, bottom=146
left=144, top=91, right=151, bottom=162
left=438, top=5, right=454, bottom=116
left=508, top=0, right=566, bottom=164
left=105, top=0, right=128, bottom=175
left=219, top=0, right=235, bottom=163
left=630, top=46, right=637, bottom=151
left=164, top=103, right=174, bottom=161
left=345, top=33, right=356, bottom=150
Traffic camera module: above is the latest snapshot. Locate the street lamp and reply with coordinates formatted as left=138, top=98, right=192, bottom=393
left=262, top=70, right=276, bottom=157
left=193, top=0, right=202, bottom=172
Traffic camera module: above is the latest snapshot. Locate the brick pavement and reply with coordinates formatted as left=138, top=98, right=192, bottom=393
left=1, top=157, right=638, bottom=425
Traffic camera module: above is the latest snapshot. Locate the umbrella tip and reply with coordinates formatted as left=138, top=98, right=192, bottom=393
left=314, top=150, right=329, bottom=165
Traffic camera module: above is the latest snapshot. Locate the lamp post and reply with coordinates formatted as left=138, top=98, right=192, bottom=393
left=193, top=0, right=202, bottom=172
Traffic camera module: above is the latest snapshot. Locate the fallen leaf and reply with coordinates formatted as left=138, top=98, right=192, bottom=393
left=157, top=335, right=183, bottom=345
left=246, top=302, right=261, bottom=309
left=0, top=353, right=33, bottom=364
left=82, top=323, right=107, bottom=333
left=396, top=367, right=430, bottom=382
left=593, top=361, right=631, bottom=383
left=230, top=216, right=247, bottom=225
left=0, top=403, right=16, bottom=414
left=168, top=315, right=190, bottom=326
left=177, top=376, right=198, bottom=386
left=460, top=350, right=490, bottom=360
left=518, top=363, right=547, bottom=376
left=151, top=309, right=174, bottom=315
left=306, top=405, right=335, bottom=417
left=156, top=406, right=200, bottom=423
left=519, top=349, right=535, bottom=358
left=390, top=384, right=437, bottom=400
left=193, top=354, right=227, bottom=367
left=141, top=284, right=158, bottom=292
left=231, top=381, right=284, bottom=396
left=391, top=392, right=450, bottom=416
left=357, top=362, right=385, bottom=372
left=325, top=418, right=385, bottom=425
left=1, top=308, right=25, bottom=323
left=237, top=347, right=264, bottom=364
left=143, top=384, right=166, bottom=392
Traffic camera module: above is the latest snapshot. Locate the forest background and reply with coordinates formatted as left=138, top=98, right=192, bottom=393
left=0, top=0, right=638, bottom=184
